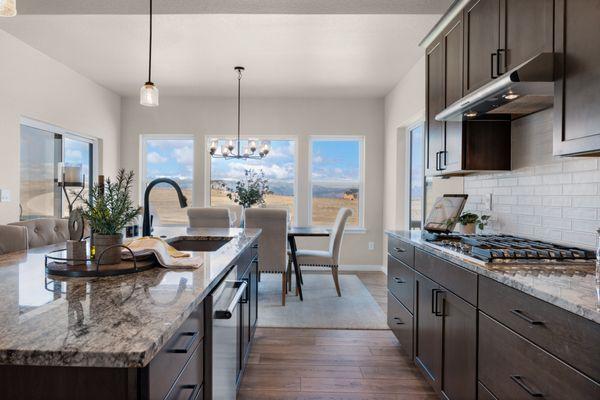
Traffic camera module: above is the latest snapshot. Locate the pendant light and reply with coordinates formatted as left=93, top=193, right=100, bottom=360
left=140, top=0, right=159, bottom=107
left=209, top=67, right=270, bottom=159
left=0, top=0, right=17, bottom=17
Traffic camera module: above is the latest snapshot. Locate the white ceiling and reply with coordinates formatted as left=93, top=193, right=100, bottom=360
left=15, top=0, right=452, bottom=15
left=0, top=14, right=440, bottom=98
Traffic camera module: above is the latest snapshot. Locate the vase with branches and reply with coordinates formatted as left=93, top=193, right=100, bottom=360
left=81, top=169, right=141, bottom=264
left=226, top=169, right=271, bottom=209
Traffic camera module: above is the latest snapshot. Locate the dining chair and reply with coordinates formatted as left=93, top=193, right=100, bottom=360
left=295, top=208, right=352, bottom=296
left=187, top=207, right=231, bottom=228
left=224, top=204, right=243, bottom=227
left=244, top=208, right=289, bottom=306
left=9, top=218, right=69, bottom=248
left=0, top=225, right=28, bottom=255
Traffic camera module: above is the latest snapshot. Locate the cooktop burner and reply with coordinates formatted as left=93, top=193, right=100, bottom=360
left=424, top=233, right=596, bottom=262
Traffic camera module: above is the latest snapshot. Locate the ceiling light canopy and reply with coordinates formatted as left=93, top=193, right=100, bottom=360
left=140, top=0, right=158, bottom=107
left=0, top=0, right=17, bottom=17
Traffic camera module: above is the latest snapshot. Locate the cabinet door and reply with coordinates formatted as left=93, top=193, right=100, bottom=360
left=440, top=291, right=477, bottom=400
left=240, top=268, right=251, bottom=371
left=463, top=0, right=501, bottom=94
left=426, top=37, right=445, bottom=176
left=499, top=0, right=553, bottom=73
left=442, top=16, right=464, bottom=173
left=553, top=0, right=600, bottom=156
left=415, top=273, right=443, bottom=392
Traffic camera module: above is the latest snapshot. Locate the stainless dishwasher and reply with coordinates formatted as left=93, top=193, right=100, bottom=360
left=210, top=267, right=247, bottom=400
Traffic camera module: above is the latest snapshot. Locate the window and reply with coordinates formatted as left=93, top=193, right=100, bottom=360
left=20, top=121, right=94, bottom=220
left=310, top=137, right=363, bottom=227
left=209, top=139, right=296, bottom=222
left=408, top=123, right=425, bottom=230
left=141, top=136, right=194, bottom=226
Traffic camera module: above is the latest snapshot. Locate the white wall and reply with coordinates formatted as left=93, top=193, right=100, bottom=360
left=120, top=96, right=385, bottom=267
left=0, top=30, right=121, bottom=224
left=383, top=56, right=426, bottom=231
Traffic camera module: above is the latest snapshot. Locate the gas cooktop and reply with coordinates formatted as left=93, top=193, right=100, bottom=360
left=423, top=233, right=596, bottom=262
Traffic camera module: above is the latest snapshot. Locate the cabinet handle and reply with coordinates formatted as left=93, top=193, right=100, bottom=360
left=434, top=290, right=446, bottom=317
left=497, top=48, right=506, bottom=75
left=393, top=247, right=406, bottom=253
left=167, top=331, right=199, bottom=354
left=491, top=52, right=498, bottom=79
left=439, top=150, right=447, bottom=171
left=393, top=277, right=406, bottom=284
left=392, top=317, right=405, bottom=325
left=431, top=289, right=440, bottom=314
left=510, top=375, right=544, bottom=397
left=511, top=309, right=544, bottom=325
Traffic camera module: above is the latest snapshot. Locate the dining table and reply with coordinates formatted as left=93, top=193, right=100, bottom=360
left=287, top=226, right=330, bottom=301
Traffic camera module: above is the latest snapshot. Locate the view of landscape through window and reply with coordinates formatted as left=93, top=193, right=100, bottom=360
left=409, top=124, right=424, bottom=229
left=210, top=139, right=296, bottom=222
left=311, top=139, right=361, bottom=226
left=143, top=138, right=194, bottom=225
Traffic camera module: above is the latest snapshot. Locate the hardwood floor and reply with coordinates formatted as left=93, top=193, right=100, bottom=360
left=238, top=272, right=435, bottom=400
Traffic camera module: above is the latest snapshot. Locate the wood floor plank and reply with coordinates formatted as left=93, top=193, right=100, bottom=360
left=256, top=352, right=413, bottom=368
left=244, top=364, right=363, bottom=379
left=360, top=366, right=422, bottom=380
left=239, top=374, right=301, bottom=391
left=238, top=390, right=400, bottom=400
left=300, top=378, right=435, bottom=395
left=252, top=343, right=373, bottom=356
left=255, top=328, right=393, bottom=339
left=314, top=336, right=399, bottom=347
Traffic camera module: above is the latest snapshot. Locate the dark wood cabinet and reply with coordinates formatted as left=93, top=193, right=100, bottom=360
left=443, top=16, right=464, bottom=173
left=463, top=0, right=501, bottom=93
left=387, top=291, right=414, bottom=359
left=426, top=37, right=445, bottom=176
left=553, top=0, right=600, bottom=156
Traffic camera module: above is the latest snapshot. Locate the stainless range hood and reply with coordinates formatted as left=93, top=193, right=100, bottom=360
left=436, top=53, right=554, bottom=122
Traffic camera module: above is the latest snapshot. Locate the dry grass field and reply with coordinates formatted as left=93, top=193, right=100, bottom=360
left=149, top=188, right=359, bottom=226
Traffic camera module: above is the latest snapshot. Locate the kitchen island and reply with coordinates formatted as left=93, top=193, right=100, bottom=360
left=0, top=227, right=261, bottom=400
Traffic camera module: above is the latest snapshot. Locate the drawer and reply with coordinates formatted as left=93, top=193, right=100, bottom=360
left=387, top=235, right=414, bottom=267
left=387, top=255, right=415, bottom=312
left=166, top=341, right=204, bottom=400
left=414, top=248, right=477, bottom=306
left=479, top=276, right=600, bottom=381
left=148, top=307, right=204, bottom=400
left=479, top=312, right=600, bottom=400
left=478, top=381, right=498, bottom=400
left=387, top=291, right=414, bottom=359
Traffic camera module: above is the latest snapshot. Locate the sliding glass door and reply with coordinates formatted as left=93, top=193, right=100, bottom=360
left=408, top=123, right=425, bottom=230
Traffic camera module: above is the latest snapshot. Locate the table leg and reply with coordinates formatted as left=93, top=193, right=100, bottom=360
left=288, top=236, right=303, bottom=301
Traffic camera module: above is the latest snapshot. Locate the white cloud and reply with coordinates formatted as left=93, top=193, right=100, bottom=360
left=313, top=155, right=324, bottom=164
left=173, top=146, right=193, bottom=165
left=65, top=149, right=83, bottom=162
left=221, top=161, right=293, bottom=181
left=147, top=152, right=167, bottom=164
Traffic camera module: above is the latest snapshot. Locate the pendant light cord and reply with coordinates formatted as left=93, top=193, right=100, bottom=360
left=148, top=0, right=153, bottom=83
left=237, top=68, right=242, bottom=155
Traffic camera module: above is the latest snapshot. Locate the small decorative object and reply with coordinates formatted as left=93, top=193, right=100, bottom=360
left=449, top=212, right=490, bottom=234
left=226, top=169, right=271, bottom=208
left=66, top=240, right=86, bottom=266
left=81, top=169, right=141, bottom=265
left=68, top=208, right=85, bottom=241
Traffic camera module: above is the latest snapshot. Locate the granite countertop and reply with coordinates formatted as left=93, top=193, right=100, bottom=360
left=386, top=230, right=600, bottom=324
left=0, top=227, right=260, bottom=368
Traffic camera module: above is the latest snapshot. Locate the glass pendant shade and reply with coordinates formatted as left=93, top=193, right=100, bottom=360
left=0, top=0, right=17, bottom=17
left=140, top=82, right=159, bottom=107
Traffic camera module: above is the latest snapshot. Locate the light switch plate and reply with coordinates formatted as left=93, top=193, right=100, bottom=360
left=368, top=242, right=375, bottom=251
left=0, top=189, right=11, bottom=202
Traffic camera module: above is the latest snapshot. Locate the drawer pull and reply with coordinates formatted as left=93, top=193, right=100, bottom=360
left=510, top=375, right=544, bottom=397
left=393, top=317, right=405, bottom=325
left=393, top=277, right=406, bottom=284
left=434, top=290, right=446, bottom=317
left=511, top=309, right=544, bottom=325
left=394, top=247, right=406, bottom=253
left=167, top=331, right=199, bottom=354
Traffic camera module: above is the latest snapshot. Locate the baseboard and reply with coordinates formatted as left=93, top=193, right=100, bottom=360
left=301, top=265, right=385, bottom=273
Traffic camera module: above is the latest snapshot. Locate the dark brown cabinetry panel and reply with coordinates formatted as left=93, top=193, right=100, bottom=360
left=463, top=0, right=501, bottom=93
left=478, top=382, right=498, bottom=400
left=414, top=272, right=443, bottom=391
left=479, top=312, right=600, bottom=399
left=479, top=276, right=600, bottom=381
left=443, top=16, right=464, bottom=173
left=387, top=236, right=414, bottom=267
left=387, top=255, right=415, bottom=312
left=553, top=0, right=600, bottom=156
left=426, top=38, right=445, bottom=176
left=165, top=341, right=204, bottom=400
left=499, top=0, right=553, bottom=73
left=387, top=291, right=414, bottom=360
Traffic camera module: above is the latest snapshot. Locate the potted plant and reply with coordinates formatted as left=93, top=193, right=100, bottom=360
left=452, top=212, right=490, bottom=234
left=82, top=169, right=141, bottom=264
left=227, top=169, right=271, bottom=209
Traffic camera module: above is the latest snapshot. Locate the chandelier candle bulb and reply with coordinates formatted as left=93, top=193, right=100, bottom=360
left=0, top=0, right=17, bottom=17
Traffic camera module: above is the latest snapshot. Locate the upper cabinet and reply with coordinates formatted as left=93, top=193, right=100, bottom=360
left=553, top=0, right=600, bottom=156
left=425, top=38, right=445, bottom=176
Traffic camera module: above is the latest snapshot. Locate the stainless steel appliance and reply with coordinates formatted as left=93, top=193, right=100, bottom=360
left=210, top=267, right=247, bottom=400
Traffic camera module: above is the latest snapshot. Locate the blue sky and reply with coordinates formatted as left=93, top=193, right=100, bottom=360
left=312, top=140, right=360, bottom=182
left=145, top=139, right=194, bottom=183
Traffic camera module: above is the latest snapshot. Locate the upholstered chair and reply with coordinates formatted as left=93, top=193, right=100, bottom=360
left=187, top=207, right=231, bottom=228
left=244, top=208, right=289, bottom=306
left=295, top=208, right=352, bottom=296
left=224, top=204, right=244, bottom=227
left=9, top=218, right=69, bottom=249
left=0, top=225, right=28, bottom=255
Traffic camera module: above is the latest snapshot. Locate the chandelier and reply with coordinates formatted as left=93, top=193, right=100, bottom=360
left=209, top=67, right=270, bottom=159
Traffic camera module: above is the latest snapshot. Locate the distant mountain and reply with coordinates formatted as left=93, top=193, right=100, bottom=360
left=312, top=184, right=358, bottom=199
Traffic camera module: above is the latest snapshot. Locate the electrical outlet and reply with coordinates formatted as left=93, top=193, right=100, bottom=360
left=0, top=189, right=10, bottom=202
left=368, top=242, right=375, bottom=251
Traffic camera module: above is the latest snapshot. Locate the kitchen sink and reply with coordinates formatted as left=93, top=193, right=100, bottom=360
left=168, top=237, right=232, bottom=252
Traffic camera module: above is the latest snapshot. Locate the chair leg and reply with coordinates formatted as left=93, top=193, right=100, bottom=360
left=332, top=266, right=341, bottom=297
left=281, top=271, right=287, bottom=306
left=287, top=259, right=293, bottom=292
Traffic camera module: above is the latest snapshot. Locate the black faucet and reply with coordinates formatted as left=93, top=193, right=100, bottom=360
left=142, top=178, right=188, bottom=236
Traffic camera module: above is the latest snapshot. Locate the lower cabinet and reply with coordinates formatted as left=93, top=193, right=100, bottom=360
left=415, top=272, right=443, bottom=390
left=238, top=255, right=259, bottom=384
left=387, top=291, right=414, bottom=359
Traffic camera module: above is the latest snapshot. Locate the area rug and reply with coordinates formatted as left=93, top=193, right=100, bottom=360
left=257, top=273, right=388, bottom=329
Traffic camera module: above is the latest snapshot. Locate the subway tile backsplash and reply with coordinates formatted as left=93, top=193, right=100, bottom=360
left=463, top=109, right=600, bottom=249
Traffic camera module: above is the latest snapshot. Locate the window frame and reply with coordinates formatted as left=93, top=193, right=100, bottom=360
left=406, top=121, right=426, bottom=230
left=308, top=135, right=365, bottom=229
left=139, top=134, right=196, bottom=207
left=204, top=135, right=299, bottom=225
